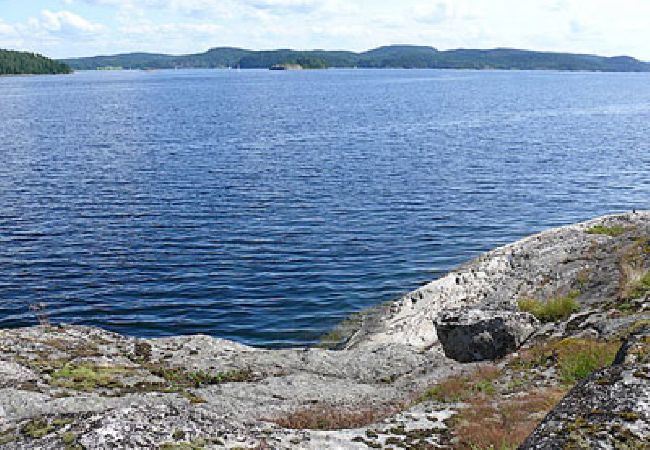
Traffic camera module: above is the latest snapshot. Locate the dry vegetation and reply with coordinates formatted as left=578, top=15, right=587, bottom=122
left=269, top=403, right=404, bottom=430
left=453, top=388, right=566, bottom=450
left=419, top=365, right=501, bottom=403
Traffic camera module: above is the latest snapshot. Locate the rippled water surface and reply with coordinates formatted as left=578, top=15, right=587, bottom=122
left=1, top=69, right=649, bottom=346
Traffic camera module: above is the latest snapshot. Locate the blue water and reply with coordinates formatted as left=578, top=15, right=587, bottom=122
left=0, top=69, right=648, bottom=347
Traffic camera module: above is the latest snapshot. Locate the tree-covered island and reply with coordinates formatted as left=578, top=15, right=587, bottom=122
left=0, top=49, right=72, bottom=75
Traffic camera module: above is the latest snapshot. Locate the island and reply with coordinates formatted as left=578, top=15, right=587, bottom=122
left=270, top=57, right=328, bottom=70
left=0, top=212, right=648, bottom=448
left=60, top=45, right=650, bottom=72
left=270, top=64, right=303, bottom=71
left=0, top=49, right=72, bottom=76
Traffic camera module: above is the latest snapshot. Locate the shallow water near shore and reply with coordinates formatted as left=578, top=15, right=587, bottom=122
left=0, top=68, right=649, bottom=347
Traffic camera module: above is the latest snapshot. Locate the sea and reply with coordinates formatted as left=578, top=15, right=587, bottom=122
left=0, top=68, right=648, bottom=347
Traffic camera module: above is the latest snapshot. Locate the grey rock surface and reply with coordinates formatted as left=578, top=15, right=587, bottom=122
left=435, top=309, right=539, bottom=362
left=521, top=325, right=650, bottom=449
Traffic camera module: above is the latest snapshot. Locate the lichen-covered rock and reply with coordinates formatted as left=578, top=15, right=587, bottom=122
left=435, top=309, right=539, bottom=362
left=521, top=325, right=650, bottom=449
left=0, top=212, right=648, bottom=449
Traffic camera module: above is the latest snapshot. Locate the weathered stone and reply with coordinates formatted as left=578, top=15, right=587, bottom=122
left=521, top=325, right=650, bottom=449
left=435, top=309, right=539, bottom=362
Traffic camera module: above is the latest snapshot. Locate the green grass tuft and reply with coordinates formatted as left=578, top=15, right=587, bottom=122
left=585, top=225, right=628, bottom=237
left=51, top=364, right=131, bottom=391
left=148, top=366, right=255, bottom=388
left=555, top=338, right=620, bottom=383
left=62, top=432, right=77, bottom=445
left=21, top=418, right=54, bottom=439
left=518, top=292, right=580, bottom=323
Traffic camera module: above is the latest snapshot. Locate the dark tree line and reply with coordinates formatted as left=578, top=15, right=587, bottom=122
left=0, top=49, right=72, bottom=75
left=62, top=46, right=650, bottom=72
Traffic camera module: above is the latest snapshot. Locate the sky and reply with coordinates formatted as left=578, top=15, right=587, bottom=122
left=0, top=0, right=649, bottom=60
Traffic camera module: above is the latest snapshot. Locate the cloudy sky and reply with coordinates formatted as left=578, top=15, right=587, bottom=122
left=0, top=0, right=649, bottom=59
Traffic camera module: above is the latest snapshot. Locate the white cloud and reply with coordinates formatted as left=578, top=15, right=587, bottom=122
left=120, top=21, right=221, bottom=36
left=0, top=20, right=17, bottom=36
left=2, top=0, right=650, bottom=59
left=38, top=10, right=106, bottom=35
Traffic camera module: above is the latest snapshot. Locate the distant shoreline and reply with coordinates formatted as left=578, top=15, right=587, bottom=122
left=63, top=66, right=650, bottom=74
left=60, top=45, right=650, bottom=73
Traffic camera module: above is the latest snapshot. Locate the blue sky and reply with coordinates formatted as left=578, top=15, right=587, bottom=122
left=1, top=0, right=649, bottom=59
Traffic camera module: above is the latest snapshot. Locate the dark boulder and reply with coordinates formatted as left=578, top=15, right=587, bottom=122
left=435, top=309, right=539, bottom=362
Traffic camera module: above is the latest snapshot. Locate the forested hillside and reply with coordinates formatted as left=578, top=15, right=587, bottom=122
left=0, top=49, right=72, bottom=75
left=61, top=45, right=650, bottom=72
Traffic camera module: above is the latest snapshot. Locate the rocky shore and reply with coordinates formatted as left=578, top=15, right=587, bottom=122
left=1, top=212, right=649, bottom=449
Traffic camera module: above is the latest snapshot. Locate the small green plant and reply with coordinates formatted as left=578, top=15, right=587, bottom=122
left=518, top=292, right=580, bottom=322
left=21, top=418, right=54, bottom=439
left=181, top=391, right=207, bottom=404
left=62, top=432, right=77, bottom=445
left=585, top=225, right=627, bottom=237
left=0, top=429, right=16, bottom=445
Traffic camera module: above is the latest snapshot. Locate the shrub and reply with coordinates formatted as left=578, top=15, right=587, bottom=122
left=518, top=292, right=580, bottom=322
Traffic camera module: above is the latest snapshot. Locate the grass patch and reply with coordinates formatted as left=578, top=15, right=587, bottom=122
left=453, top=388, right=566, bottom=450
left=270, top=403, right=403, bottom=430
left=148, top=366, right=255, bottom=388
left=586, top=225, right=628, bottom=237
left=510, top=338, right=620, bottom=384
left=557, top=339, right=619, bottom=383
left=21, top=418, right=54, bottom=439
left=51, top=364, right=132, bottom=391
left=181, top=391, right=207, bottom=404
left=518, top=291, right=580, bottom=323
left=0, top=429, right=16, bottom=445
left=420, top=365, right=501, bottom=403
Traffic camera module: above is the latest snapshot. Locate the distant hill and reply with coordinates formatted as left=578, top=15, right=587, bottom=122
left=0, top=49, right=71, bottom=75
left=61, top=45, right=650, bottom=72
